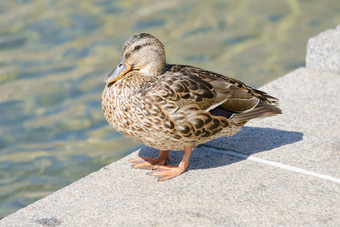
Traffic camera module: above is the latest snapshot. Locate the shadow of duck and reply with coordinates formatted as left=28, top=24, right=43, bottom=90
left=137, top=126, right=303, bottom=170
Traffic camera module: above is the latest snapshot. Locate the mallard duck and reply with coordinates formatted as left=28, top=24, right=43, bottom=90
left=102, top=33, right=282, bottom=181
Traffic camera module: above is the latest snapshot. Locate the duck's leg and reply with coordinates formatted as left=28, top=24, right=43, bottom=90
left=150, top=146, right=193, bottom=181
left=129, top=150, right=170, bottom=170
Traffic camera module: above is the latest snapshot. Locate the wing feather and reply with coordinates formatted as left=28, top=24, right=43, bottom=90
left=147, top=64, right=281, bottom=124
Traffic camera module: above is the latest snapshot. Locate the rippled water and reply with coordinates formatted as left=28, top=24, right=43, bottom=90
left=0, top=0, right=339, bottom=218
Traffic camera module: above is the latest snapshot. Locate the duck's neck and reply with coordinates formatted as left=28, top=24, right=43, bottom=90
left=139, top=62, right=165, bottom=78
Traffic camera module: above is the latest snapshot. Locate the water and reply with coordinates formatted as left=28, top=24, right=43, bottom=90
left=0, top=0, right=339, bottom=218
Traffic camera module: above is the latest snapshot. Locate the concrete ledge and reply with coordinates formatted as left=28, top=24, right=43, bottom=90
left=1, top=27, right=340, bottom=226
left=306, top=25, right=340, bottom=73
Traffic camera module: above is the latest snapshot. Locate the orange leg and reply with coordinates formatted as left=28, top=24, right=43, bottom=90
left=129, top=150, right=170, bottom=170
left=150, top=146, right=193, bottom=181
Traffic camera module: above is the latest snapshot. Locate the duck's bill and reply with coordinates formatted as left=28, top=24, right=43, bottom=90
left=105, top=59, right=131, bottom=84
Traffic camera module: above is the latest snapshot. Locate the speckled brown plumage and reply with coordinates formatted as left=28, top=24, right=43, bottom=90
left=102, top=33, right=282, bottom=181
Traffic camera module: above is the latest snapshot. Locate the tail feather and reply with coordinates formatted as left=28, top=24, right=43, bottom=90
left=230, top=101, right=282, bottom=123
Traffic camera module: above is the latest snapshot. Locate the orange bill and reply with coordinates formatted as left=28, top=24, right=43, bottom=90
left=105, top=59, right=131, bottom=84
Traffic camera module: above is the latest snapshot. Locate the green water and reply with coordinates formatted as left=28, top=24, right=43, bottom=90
left=0, top=0, right=339, bottom=218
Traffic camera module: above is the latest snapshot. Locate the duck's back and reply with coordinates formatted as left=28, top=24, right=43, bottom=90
left=158, top=64, right=281, bottom=123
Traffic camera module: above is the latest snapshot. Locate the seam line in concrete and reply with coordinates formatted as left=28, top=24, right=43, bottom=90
left=202, top=146, right=340, bottom=184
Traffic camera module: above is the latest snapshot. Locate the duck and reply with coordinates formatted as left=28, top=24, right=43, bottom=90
left=102, top=33, right=282, bottom=181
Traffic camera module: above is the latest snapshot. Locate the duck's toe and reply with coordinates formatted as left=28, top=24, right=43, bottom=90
left=129, top=157, right=162, bottom=170
left=129, top=152, right=170, bottom=170
left=149, top=165, right=185, bottom=181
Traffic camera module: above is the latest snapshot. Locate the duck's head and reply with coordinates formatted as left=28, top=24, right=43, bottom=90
left=105, top=33, right=166, bottom=84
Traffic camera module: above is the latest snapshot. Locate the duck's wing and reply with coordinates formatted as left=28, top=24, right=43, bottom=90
left=147, top=64, right=281, bottom=124
left=173, top=65, right=282, bottom=123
